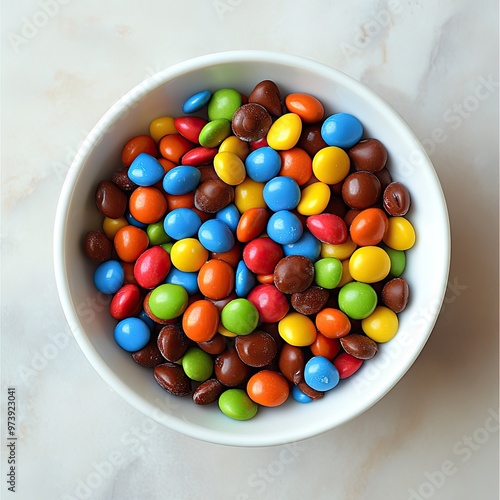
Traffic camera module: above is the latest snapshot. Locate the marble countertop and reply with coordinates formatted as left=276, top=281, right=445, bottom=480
left=2, top=1, right=498, bottom=499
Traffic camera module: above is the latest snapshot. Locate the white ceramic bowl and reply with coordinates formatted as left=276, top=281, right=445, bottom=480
left=54, top=50, right=450, bottom=447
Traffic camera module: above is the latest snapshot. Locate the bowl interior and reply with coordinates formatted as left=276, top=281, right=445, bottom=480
left=54, top=51, right=450, bottom=447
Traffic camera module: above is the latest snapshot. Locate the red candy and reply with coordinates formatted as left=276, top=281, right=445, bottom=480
left=133, top=246, right=171, bottom=289
left=109, top=284, right=142, bottom=320
left=306, top=213, right=348, bottom=244
left=242, top=237, right=283, bottom=275
left=247, top=284, right=289, bottom=323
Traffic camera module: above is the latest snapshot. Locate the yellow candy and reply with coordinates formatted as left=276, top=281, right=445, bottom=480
left=234, top=178, right=266, bottom=213
left=213, top=151, right=246, bottom=185
left=102, top=216, right=128, bottom=239
left=149, top=116, right=178, bottom=143
left=170, top=238, right=208, bottom=272
left=218, top=136, right=250, bottom=161
left=296, top=182, right=330, bottom=215
left=337, top=259, right=353, bottom=287
left=312, top=146, right=350, bottom=185
left=349, top=246, right=391, bottom=283
left=362, top=306, right=399, bottom=343
left=278, top=312, right=317, bottom=347
left=321, top=236, right=357, bottom=260
left=383, top=217, right=416, bottom=251
left=266, top=113, right=302, bottom=151
left=218, top=324, right=237, bottom=338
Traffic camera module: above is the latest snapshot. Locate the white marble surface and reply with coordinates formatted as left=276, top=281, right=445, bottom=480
left=1, top=1, right=498, bottom=499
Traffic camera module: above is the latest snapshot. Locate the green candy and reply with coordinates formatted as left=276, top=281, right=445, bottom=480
left=181, top=347, right=213, bottom=382
left=148, top=284, right=188, bottom=320
left=160, top=242, right=174, bottom=254
left=218, top=389, right=258, bottom=421
left=208, top=88, right=242, bottom=121
left=147, top=222, right=171, bottom=246
left=221, top=298, right=259, bottom=335
left=338, top=282, right=377, bottom=320
left=314, top=257, right=342, bottom=289
left=198, top=118, right=231, bottom=148
left=383, top=245, right=406, bottom=277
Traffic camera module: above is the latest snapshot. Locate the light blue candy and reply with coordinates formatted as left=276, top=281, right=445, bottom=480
left=263, top=176, right=301, bottom=212
left=321, top=113, right=363, bottom=149
left=304, top=356, right=340, bottom=392
left=162, top=165, right=201, bottom=195
left=245, top=147, right=282, bottom=182
left=128, top=153, right=165, bottom=186
left=235, top=260, right=256, bottom=297
left=283, top=230, right=321, bottom=261
left=291, top=384, right=313, bottom=404
left=137, top=309, right=156, bottom=332
left=267, top=210, right=303, bottom=245
left=125, top=211, right=147, bottom=228
left=114, top=317, right=150, bottom=352
left=215, top=203, right=240, bottom=233
left=182, top=90, right=212, bottom=114
left=93, top=260, right=124, bottom=294
left=165, top=267, right=199, bottom=295
left=198, top=219, right=235, bottom=253
left=164, top=208, right=202, bottom=240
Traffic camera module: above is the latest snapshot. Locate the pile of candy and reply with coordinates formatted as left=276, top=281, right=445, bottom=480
left=84, top=80, right=415, bottom=421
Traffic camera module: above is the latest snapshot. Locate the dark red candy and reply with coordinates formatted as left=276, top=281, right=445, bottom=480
left=95, top=181, right=127, bottom=219
left=154, top=362, right=192, bottom=396
left=84, top=229, right=113, bottom=262
left=235, top=330, right=278, bottom=367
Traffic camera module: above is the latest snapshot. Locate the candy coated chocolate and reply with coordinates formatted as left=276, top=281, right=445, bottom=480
left=348, top=138, right=387, bottom=172
left=214, top=347, right=251, bottom=387
left=381, top=277, right=410, bottom=313
left=278, top=343, right=305, bottom=384
left=193, top=379, right=224, bottom=405
left=194, top=179, right=234, bottom=213
left=341, top=171, right=382, bottom=209
left=274, top=255, right=314, bottom=294
left=291, top=286, right=329, bottom=315
left=157, top=323, right=191, bottom=362
left=95, top=180, right=127, bottom=219
left=235, top=330, right=278, bottom=367
left=154, top=362, right=192, bottom=396
left=84, top=230, right=113, bottom=263
left=248, top=80, right=283, bottom=117
left=232, top=103, right=272, bottom=142
left=383, top=182, right=411, bottom=216
left=339, top=334, right=378, bottom=360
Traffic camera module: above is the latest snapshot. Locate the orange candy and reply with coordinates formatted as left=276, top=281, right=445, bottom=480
left=164, top=192, right=195, bottom=211
left=210, top=243, right=242, bottom=268
left=129, top=186, right=168, bottom=224
left=285, top=93, right=325, bottom=124
left=182, top=299, right=219, bottom=342
left=121, top=135, right=158, bottom=167
left=310, top=333, right=341, bottom=359
left=197, top=259, right=235, bottom=300
left=350, top=208, right=389, bottom=246
left=315, top=308, right=351, bottom=339
left=236, top=207, right=269, bottom=242
left=114, top=225, right=149, bottom=263
left=246, top=370, right=290, bottom=407
left=159, top=134, right=194, bottom=163
left=278, top=148, right=313, bottom=186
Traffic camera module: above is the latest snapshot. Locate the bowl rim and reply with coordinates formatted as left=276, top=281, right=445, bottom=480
left=53, top=50, right=451, bottom=447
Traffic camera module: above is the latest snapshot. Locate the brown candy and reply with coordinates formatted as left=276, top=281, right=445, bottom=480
left=374, top=168, right=392, bottom=191
left=291, top=286, right=329, bottom=315
left=297, top=123, right=328, bottom=157
left=348, top=138, right=387, bottom=173
left=214, top=347, right=250, bottom=387
left=84, top=229, right=113, bottom=263
left=132, top=337, right=164, bottom=368
left=248, top=80, right=283, bottom=117
left=383, top=182, right=411, bottom=216
left=340, top=334, right=379, bottom=360
left=274, top=255, right=314, bottom=294
left=232, top=103, right=273, bottom=142
left=154, top=363, right=192, bottom=396
left=157, top=324, right=191, bottom=362
left=95, top=180, right=127, bottom=219
left=382, top=277, right=409, bottom=313
left=341, top=171, right=382, bottom=209
left=111, top=167, right=137, bottom=191
left=235, top=330, right=278, bottom=367
left=193, top=379, right=224, bottom=405
left=296, top=380, right=324, bottom=400
left=194, top=179, right=234, bottom=213
left=278, top=343, right=305, bottom=384
left=197, top=334, right=227, bottom=355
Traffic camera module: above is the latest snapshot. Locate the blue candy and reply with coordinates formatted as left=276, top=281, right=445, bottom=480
left=125, top=211, right=147, bottom=228
left=215, top=203, right=241, bottom=233
left=162, top=165, right=201, bottom=195
left=93, top=260, right=124, bottom=294
left=263, top=176, right=301, bottom=212
left=137, top=309, right=156, bottom=332
left=321, top=113, right=363, bottom=149
left=198, top=219, right=235, bottom=253
left=235, top=260, right=256, bottom=297
left=114, top=317, right=150, bottom=352
left=304, top=356, right=340, bottom=392
left=164, top=208, right=202, bottom=240
left=165, top=267, right=199, bottom=295
left=182, top=90, right=212, bottom=114
left=291, top=384, right=313, bottom=404
left=128, top=153, right=165, bottom=186
left=283, top=230, right=321, bottom=261
left=267, top=210, right=303, bottom=245
left=245, top=147, right=282, bottom=182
